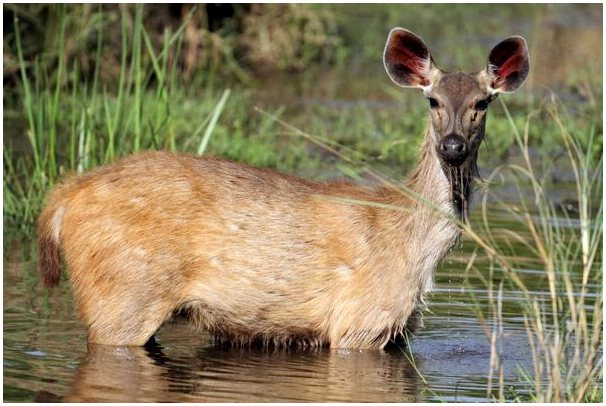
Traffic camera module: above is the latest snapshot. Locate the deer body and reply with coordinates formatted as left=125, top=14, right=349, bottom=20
left=37, top=29, right=529, bottom=348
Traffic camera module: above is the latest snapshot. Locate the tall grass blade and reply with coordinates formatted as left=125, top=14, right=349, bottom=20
left=197, top=89, right=231, bottom=155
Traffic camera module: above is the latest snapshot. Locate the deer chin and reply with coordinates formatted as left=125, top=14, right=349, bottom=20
left=439, top=152, right=479, bottom=223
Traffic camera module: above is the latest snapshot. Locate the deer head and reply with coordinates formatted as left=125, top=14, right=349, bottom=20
left=383, top=28, right=530, bottom=220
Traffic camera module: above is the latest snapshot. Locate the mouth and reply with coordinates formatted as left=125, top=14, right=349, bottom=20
left=440, top=152, right=478, bottom=223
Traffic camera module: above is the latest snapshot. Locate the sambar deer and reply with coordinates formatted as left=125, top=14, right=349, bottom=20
left=37, top=28, right=529, bottom=349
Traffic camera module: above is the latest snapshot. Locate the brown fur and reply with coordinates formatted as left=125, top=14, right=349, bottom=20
left=37, top=28, right=528, bottom=349
left=37, top=150, right=455, bottom=348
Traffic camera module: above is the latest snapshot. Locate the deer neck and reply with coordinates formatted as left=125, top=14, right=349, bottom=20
left=388, top=122, right=463, bottom=297
left=406, top=124, right=455, bottom=218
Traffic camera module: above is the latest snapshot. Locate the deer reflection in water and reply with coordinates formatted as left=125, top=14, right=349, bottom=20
left=64, top=328, right=421, bottom=402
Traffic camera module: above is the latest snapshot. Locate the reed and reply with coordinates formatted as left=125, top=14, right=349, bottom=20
left=317, top=99, right=601, bottom=401
left=260, top=93, right=602, bottom=400
left=462, top=96, right=603, bottom=402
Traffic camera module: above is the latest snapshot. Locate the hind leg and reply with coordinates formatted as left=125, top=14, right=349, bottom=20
left=66, top=255, right=181, bottom=346
left=62, top=227, right=188, bottom=346
left=69, top=286, right=177, bottom=346
left=77, top=288, right=177, bottom=346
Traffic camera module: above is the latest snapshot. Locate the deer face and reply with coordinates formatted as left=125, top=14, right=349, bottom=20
left=383, top=28, right=529, bottom=168
left=424, top=72, right=494, bottom=166
left=383, top=28, right=529, bottom=219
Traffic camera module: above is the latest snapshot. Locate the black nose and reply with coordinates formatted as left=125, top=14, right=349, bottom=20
left=439, top=133, right=468, bottom=166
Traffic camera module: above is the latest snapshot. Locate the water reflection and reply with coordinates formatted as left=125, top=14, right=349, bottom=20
left=65, top=333, right=420, bottom=402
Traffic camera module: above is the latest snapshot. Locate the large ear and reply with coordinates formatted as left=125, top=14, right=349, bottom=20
left=486, top=36, right=530, bottom=93
left=383, top=28, right=437, bottom=89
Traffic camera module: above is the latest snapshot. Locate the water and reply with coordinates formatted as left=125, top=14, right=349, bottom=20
left=2, top=256, right=511, bottom=403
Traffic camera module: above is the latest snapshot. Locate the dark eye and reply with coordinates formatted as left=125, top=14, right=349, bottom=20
left=428, top=97, right=439, bottom=108
left=474, top=99, right=489, bottom=110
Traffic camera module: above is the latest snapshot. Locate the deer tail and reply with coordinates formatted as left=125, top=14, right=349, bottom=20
left=37, top=197, right=67, bottom=287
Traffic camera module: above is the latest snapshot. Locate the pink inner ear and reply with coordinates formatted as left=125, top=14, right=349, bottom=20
left=386, top=31, right=431, bottom=87
left=494, top=52, right=525, bottom=81
left=406, top=57, right=430, bottom=87
left=488, top=37, right=529, bottom=91
left=389, top=46, right=430, bottom=86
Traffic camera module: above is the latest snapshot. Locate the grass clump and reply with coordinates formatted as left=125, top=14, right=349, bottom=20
left=3, top=4, right=341, bottom=87
left=462, top=97, right=602, bottom=402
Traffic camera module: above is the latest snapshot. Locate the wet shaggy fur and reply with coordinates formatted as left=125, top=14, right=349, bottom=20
left=37, top=28, right=528, bottom=349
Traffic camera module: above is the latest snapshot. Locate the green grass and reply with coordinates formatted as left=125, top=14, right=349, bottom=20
left=4, top=6, right=292, bottom=234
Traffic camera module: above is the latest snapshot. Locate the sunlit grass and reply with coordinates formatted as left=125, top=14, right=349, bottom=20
left=3, top=6, right=287, bottom=235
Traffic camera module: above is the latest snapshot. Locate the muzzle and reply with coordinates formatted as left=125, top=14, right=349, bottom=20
left=438, top=133, right=468, bottom=166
